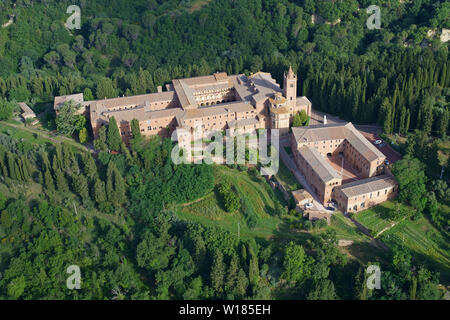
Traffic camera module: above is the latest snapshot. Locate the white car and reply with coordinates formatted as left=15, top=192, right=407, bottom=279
left=374, top=140, right=383, bottom=145
left=304, top=202, right=313, bottom=209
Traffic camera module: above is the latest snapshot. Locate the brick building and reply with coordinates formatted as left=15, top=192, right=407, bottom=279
left=54, top=68, right=312, bottom=146
left=333, top=175, right=397, bottom=213
left=291, top=123, right=397, bottom=211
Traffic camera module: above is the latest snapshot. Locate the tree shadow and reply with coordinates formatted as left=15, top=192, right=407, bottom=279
left=346, top=241, right=389, bottom=265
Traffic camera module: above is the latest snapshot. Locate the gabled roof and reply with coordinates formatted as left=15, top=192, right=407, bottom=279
left=99, top=107, right=183, bottom=123
left=230, top=72, right=282, bottom=105
left=54, top=93, right=85, bottom=111
left=172, top=72, right=233, bottom=109
left=296, top=96, right=311, bottom=106
left=292, top=122, right=385, bottom=162
left=335, top=175, right=397, bottom=198
left=292, top=189, right=313, bottom=203
left=175, top=102, right=254, bottom=126
left=298, top=145, right=341, bottom=183
left=227, top=117, right=259, bottom=129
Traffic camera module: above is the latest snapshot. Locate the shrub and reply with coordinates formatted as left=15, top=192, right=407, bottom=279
left=217, top=182, right=240, bottom=213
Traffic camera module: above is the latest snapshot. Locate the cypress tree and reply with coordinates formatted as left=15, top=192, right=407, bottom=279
left=15, top=157, right=24, bottom=181
left=114, top=165, right=126, bottom=206
left=107, top=116, right=122, bottom=151
left=131, top=118, right=141, bottom=140
left=235, top=268, right=249, bottom=299
left=248, top=249, right=260, bottom=286
left=93, top=178, right=107, bottom=205
left=405, top=109, right=411, bottom=134
left=82, top=152, right=97, bottom=181
left=94, top=126, right=108, bottom=151
left=72, top=174, right=89, bottom=202
left=54, top=167, right=68, bottom=192
left=19, top=156, right=31, bottom=181
left=437, top=108, right=448, bottom=139
left=106, top=162, right=126, bottom=207
left=381, top=98, right=392, bottom=134
left=6, top=153, right=17, bottom=180
left=224, top=255, right=239, bottom=294
left=399, top=106, right=406, bottom=135
left=0, top=151, right=8, bottom=177
left=44, top=165, right=55, bottom=191
left=210, top=249, right=225, bottom=294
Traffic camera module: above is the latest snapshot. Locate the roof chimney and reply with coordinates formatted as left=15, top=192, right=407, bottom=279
left=144, top=101, right=150, bottom=112
left=157, top=86, right=163, bottom=93
left=323, top=115, right=327, bottom=125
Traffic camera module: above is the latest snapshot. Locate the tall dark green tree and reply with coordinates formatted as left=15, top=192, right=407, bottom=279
left=107, top=116, right=122, bottom=151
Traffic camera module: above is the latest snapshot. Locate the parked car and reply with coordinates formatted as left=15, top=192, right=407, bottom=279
left=304, top=202, right=313, bottom=209
left=378, top=142, right=386, bottom=147
left=327, top=206, right=336, bottom=211
left=384, top=160, right=390, bottom=165
left=374, top=140, right=383, bottom=145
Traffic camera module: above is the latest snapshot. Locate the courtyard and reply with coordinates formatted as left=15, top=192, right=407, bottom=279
left=326, top=155, right=363, bottom=184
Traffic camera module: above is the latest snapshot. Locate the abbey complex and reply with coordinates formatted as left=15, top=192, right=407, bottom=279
left=53, top=68, right=396, bottom=213
left=54, top=67, right=311, bottom=143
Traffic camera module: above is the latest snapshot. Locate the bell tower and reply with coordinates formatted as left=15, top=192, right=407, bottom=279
left=283, top=66, right=297, bottom=114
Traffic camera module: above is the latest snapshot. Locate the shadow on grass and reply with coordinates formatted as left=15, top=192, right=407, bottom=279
left=270, top=217, right=315, bottom=244
left=345, top=241, right=389, bottom=265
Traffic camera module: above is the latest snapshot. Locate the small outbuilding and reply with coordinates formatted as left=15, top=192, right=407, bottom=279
left=18, top=103, right=38, bottom=124
left=305, top=211, right=330, bottom=225
left=292, top=189, right=313, bottom=212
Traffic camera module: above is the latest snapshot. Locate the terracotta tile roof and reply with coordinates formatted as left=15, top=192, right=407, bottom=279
left=18, top=102, right=36, bottom=119
left=99, top=106, right=183, bottom=123
left=230, top=73, right=282, bottom=104
left=248, top=72, right=282, bottom=103
left=172, top=72, right=233, bottom=109
left=53, top=93, right=85, bottom=111
left=298, top=145, right=341, bottom=183
left=270, top=106, right=289, bottom=114
left=292, top=122, right=385, bottom=162
left=176, top=102, right=254, bottom=126
left=296, top=96, right=312, bottom=106
left=335, top=175, right=397, bottom=198
left=227, top=117, right=259, bottom=128
left=89, top=91, right=180, bottom=124
left=179, top=72, right=229, bottom=87
left=93, top=91, right=176, bottom=109
left=172, top=79, right=197, bottom=108
left=292, top=189, right=313, bottom=203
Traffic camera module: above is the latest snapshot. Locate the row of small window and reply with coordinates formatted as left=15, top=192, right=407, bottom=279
left=194, top=88, right=232, bottom=95
left=146, top=126, right=164, bottom=131
left=147, top=101, right=170, bottom=106
left=353, top=189, right=389, bottom=201
left=348, top=202, right=366, bottom=211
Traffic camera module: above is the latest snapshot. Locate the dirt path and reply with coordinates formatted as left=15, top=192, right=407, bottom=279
left=349, top=216, right=389, bottom=251
left=2, top=15, right=15, bottom=28
left=180, top=193, right=211, bottom=207
left=374, top=217, right=406, bottom=238
left=0, top=121, right=88, bottom=152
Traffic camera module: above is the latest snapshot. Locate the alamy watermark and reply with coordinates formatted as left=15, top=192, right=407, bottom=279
left=170, top=123, right=279, bottom=176
left=66, top=5, right=81, bottom=30
left=367, top=5, right=381, bottom=30
left=66, top=265, right=81, bottom=290
left=366, top=265, right=381, bottom=290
